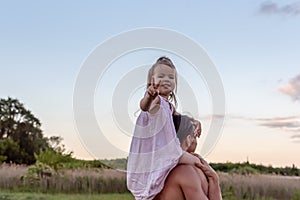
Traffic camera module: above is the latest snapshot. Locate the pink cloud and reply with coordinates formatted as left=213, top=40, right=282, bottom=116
left=278, top=74, right=300, bottom=102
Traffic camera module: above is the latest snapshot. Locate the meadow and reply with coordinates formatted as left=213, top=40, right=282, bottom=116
left=0, top=192, right=133, bottom=200
left=1, top=164, right=300, bottom=200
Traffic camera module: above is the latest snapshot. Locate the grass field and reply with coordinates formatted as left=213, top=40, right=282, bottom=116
left=0, top=192, right=279, bottom=200
left=1, top=164, right=300, bottom=200
left=0, top=192, right=134, bottom=200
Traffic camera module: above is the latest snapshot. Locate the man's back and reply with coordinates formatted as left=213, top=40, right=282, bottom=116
left=155, top=164, right=209, bottom=200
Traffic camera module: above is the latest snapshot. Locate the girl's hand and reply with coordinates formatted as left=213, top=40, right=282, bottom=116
left=140, top=76, right=161, bottom=112
left=147, top=76, right=160, bottom=99
left=192, top=153, right=218, bottom=180
left=192, top=153, right=222, bottom=200
left=193, top=119, right=202, bottom=138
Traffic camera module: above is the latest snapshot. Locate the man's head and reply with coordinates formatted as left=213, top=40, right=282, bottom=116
left=173, top=115, right=197, bottom=152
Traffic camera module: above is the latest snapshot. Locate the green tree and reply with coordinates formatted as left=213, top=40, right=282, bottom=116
left=0, top=97, right=49, bottom=164
left=35, top=136, right=74, bottom=170
left=0, top=137, right=20, bottom=163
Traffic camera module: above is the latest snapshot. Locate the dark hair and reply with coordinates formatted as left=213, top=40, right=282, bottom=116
left=146, top=56, right=178, bottom=106
left=173, top=115, right=195, bottom=144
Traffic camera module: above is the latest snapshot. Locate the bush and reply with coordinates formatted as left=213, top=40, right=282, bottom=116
left=230, top=166, right=259, bottom=175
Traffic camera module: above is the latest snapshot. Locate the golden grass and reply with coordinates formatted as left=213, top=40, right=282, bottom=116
left=220, top=172, right=300, bottom=199
left=1, top=163, right=300, bottom=199
left=0, top=163, right=28, bottom=177
left=0, top=163, right=127, bottom=193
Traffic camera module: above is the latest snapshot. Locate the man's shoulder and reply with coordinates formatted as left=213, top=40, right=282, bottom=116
left=173, top=164, right=195, bottom=172
left=169, top=164, right=198, bottom=181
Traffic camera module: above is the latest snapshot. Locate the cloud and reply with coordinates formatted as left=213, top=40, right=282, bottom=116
left=256, top=116, right=299, bottom=121
left=291, top=134, right=300, bottom=139
left=200, top=114, right=300, bottom=132
left=259, top=1, right=300, bottom=16
left=257, top=116, right=300, bottom=142
left=291, top=134, right=300, bottom=143
left=257, top=116, right=300, bottom=135
left=278, top=74, right=300, bottom=102
left=224, top=114, right=300, bottom=132
left=212, top=114, right=300, bottom=141
left=227, top=115, right=299, bottom=123
left=260, top=120, right=300, bottom=129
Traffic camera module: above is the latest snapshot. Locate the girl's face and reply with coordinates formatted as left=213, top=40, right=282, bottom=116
left=153, top=64, right=176, bottom=98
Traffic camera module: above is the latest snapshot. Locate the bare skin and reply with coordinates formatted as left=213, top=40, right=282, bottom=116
left=154, top=165, right=209, bottom=200
left=154, top=155, right=222, bottom=200
left=155, top=129, right=222, bottom=200
left=194, top=154, right=222, bottom=200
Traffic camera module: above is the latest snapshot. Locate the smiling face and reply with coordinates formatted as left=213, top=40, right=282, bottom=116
left=147, top=56, right=178, bottom=104
left=153, top=64, right=176, bottom=99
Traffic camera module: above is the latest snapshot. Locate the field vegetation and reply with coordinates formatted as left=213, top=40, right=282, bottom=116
left=1, top=97, right=300, bottom=199
left=1, top=162, right=300, bottom=200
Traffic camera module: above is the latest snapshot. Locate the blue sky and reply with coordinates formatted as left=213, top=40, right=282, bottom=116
left=1, top=1, right=300, bottom=167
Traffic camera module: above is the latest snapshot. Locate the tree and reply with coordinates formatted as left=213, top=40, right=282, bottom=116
left=0, top=97, right=49, bottom=164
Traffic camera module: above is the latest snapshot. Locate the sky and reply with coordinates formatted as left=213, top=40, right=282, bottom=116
left=1, top=1, right=300, bottom=167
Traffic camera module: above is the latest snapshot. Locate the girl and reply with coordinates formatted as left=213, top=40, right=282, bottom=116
left=127, top=57, right=201, bottom=200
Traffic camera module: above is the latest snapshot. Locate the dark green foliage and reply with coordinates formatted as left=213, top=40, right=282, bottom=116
left=210, top=162, right=300, bottom=176
left=0, top=97, right=49, bottom=164
left=0, top=138, right=19, bottom=163
left=44, top=157, right=111, bottom=170
left=230, top=166, right=259, bottom=175
left=34, top=148, right=73, bottom=171
left=100, top=158, right=127, bottom=170
left=22, top=161, right=56, bottom=185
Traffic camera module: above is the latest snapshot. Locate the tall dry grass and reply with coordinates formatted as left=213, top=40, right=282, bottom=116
left=0, top=163, right=28, bottom=190
left=1, top=163, right=300, bottom=199
left=220, top=172, right=300, bottom=199
left=0, top=163, right=127, bottom=193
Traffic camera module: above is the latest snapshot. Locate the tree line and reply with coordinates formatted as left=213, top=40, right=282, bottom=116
left=210, top=161, right=300, bottom=176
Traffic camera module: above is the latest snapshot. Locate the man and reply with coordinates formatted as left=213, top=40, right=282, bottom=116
left=154, top=115, right=222, bottom=200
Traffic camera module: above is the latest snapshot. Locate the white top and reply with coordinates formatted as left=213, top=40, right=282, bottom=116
left=127, top=95, right=183, bottom=200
